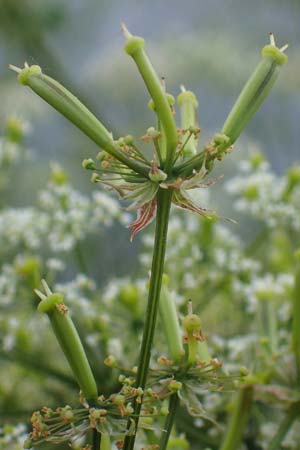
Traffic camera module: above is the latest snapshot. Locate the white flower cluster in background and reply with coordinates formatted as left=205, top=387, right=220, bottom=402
left=142, top=207, right=260, bottom=294
left=0, top=423, right=28, bottom=450
left=55, top=273, right=97, bottom=317
left=0, top=138, right=30, bottom=168
left=0, top=208, right=47, bottom=252
left=226, top=152, right=300, bottom=230
left=233, top=272, right=294, bottom=314
left=0, top=178, right=125, bottom=257
left=38, top=177, right=124, bottom=252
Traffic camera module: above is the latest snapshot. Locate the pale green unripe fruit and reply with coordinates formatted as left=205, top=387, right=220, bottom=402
left=17, top=64, right=42, bottom=85
left=222, top=36, right=288, bottom=147
left=37, top=293, right=64, bottom=313
left=36, top=283, right=98, bottom=402
left=177, top=88, right=199, bottom=157
left=177, top=90, right=198, bottom=109
left=124, top=35, right=145, bottom=55
left=262, top=44, right=288, bottom=65
left=168, top=379, right=182, bottom=391
left=182, top=313, right=201, bottom=333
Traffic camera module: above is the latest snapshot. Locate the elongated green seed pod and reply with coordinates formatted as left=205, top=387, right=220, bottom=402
left=9, top=63, right=149, bottom=177
left=222, top=35, right=288, bottom=146
left=122, top=24, right=178, bottom=171
left=36, top=285, right=98, bottom=402
left=159, top=275, right=185, bottom=363
left=177, top=87, right=199, bottom=157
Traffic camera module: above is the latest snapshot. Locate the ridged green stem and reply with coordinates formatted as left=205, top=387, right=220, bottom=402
left=220, top=385, right=253, bottom=450
left=268, top=404, right=299, bottom=450
left=159, top=393, right=179, bottom=450
left=123, top=188, right=173, bottom=450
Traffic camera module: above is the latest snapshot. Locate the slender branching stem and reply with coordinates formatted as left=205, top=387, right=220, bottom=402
left=93, top=429, right=101, bottom=450
left=268, top=404, right=299, bottom=450
left=123, top=188, right=173, bottom=450
left=159, top=393, right=179, bottom=450
left=220, top=385, right=253, bottom=450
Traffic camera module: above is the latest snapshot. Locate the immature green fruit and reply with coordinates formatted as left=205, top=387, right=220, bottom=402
left=9, top=63, right=149, bottom=177
left=182, top=313, right=201, bottom=333
left=35, top=280, right=98, bottom=402
left=124, top=35, right=145, bottom=55
left=122, top=23, right=178, bottom=171
left=82, top=158, right=95, bottom=170
left=37, top=292, right=64, bottom=313
left=262, top=44, right=288, bottom=65
left=177, top=86, right=199, bottom=157
left=221, top=34, right=288, bottom=147
left=182, top=305, right=211, bottom=365
left=17, top=63, right=42, bottom=85
left=168, top=380, right=182, bottom=391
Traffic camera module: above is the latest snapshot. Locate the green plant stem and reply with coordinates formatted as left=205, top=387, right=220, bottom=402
left=159, top=393, right=179, bottom=450
left=268, top=404, right=299, bottom=450
left=123, top=188, right=173, bottom=450
left=101, top=434, right=112, bottom=450
left=93, top=429, right=101, bottom=450
left=220, top=385, right=253, bottom=450
left=173, top=148, right=206, bottom=177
